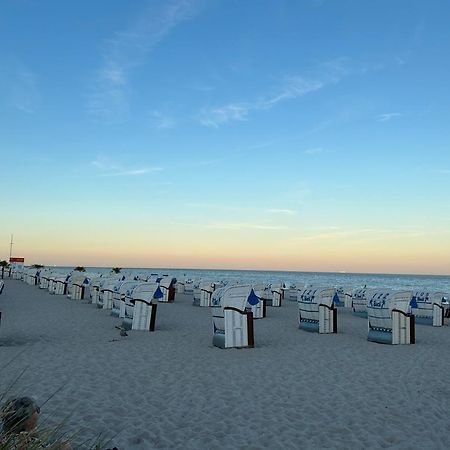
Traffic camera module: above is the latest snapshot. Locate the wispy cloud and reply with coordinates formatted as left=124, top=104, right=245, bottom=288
left=91, top=156, right=162, bottom=177
left=437, top=169, right=450, bottom=175
left=88, top=0, right=202, bottom=122
left=198, top=58, right=351, bottom=128
left=377, top=112, right=402, bottom=122
left=11, top=70, right=40, bottom=113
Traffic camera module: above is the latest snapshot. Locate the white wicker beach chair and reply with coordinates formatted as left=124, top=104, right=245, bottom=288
left=367, top=290, right=414, bottom=344
left=158, top=276, right=177, bottom=303
left=211, top=284, right=259, bottom=348
left=333, top=287, right=353, bottom=307
left=111, top=280, right=139, bottom=317
left=297, top=287, right=337, bottom=334
left=352, top=287, right=372, bottom=317
left=410, top=291, right=447, bottom=327
left=49, top=274, right=70, bottom=295
left=121, top=282, right=163, bottom=331
left=68, top=272, right=92, bottom=300
left=98, top=277, right=125, bottom=309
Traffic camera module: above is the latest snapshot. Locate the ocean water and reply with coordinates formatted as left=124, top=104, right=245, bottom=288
left=53, top=266, right=450, bottom=292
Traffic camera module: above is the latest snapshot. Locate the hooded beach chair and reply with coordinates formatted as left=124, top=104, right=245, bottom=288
left=176, top=276, right=186, bottom=294
left=68, top=272, right=92, bottom=300
left=333, top=287, right=353, bottom=307
left=352, top=287, right=372, bottom=317
left=269, top=282, right=284, bottom=307
left=211, top=284, right=260, bottom=348
left=39, top=269, right=52, bottom=289
left=49, top=274, right=70, bottom=295
left=111, top=280, right=139, bottom=317
left=409, top=291, right=448, bottom=327
left=121, top=282, right=163, bottom=331
left=250, top=284, right=269, bottom=318
left=98, top=277, right=125, bottom=309
left=158, top=276, right=177, bottom=302
left=367, top=290, right=414, bottom=344
left=287, top=283, right=301, bottom=301
left=297, top=287, right=337, bottom=334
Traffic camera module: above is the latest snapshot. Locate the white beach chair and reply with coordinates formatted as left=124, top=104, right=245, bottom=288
left=250, top=284, right=269, bottom=318
left=269, top=282, right=284, bottom=307
left=121, top=282, right=163, bottom=331
left=158, top=276, right=177, bottom=303
left=333, top=287, right=353, bottom=307
left=211, top=284, right=259, bottom=348
left=367, top=290, right=414, bottom=345
left=352, top=287, right=371, bottom=318
left=287, top=284, right=301, bottom=302
left=297, top=287, right=337, bottom=334
left=184, top=279, right=194, bottom=295
left=39, top=269, right=52, bottom=289
left=0, top=280, right=4, bottom=295
left=89, top=276, right=104, bottom=305
left=176, top=276, right=186, bottom=294
left=111, top=280, right=139, bottom=317
left=409, top=291, right=447, bottom=327
left=49, top=274, right=70, bottom=295
left=98, top=277, right=124, bottom=309
left=68, top=272, right=91, bottom=300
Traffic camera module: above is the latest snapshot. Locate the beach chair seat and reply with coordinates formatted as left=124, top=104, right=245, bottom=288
left=352, top=287, right=371, bottom=317
left=211, top=284, right=259, bottom=348
left=121, top=282, right=163, bottom=331
left=298, top=287, right=337, bottom=334
left=367, top=290, right=414, bottom=344
left=158, top=276, right=177, bottom=302
left=269, top=282, right=284, bottom=307
left=410, top=291, right=447, bottom=327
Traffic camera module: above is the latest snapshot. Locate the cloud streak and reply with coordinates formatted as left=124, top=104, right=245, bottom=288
left=198, top=58, right=352, bottom=127
left=377, top=112, right=402, bottom=122
left=88, top=0, right=202, bottom=122
left=91, top=156, right=162, bottom=177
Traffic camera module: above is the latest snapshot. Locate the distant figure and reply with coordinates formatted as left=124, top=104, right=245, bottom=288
left=0, top=396, right=72, bottom=449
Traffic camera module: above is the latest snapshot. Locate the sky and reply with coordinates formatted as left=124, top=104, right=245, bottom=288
left=1, top=0, right=449, bottom=275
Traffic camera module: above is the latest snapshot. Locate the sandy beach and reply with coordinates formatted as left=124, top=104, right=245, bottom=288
left=1, top=278, right=449, bottom=449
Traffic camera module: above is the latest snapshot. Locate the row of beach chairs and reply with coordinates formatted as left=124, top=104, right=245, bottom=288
left=8, top=266, right=449, bottom=348
left=12, top=266, right=177, bottom=332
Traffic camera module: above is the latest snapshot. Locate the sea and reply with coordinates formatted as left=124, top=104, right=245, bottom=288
left=52, top=266, right=450, bottom=293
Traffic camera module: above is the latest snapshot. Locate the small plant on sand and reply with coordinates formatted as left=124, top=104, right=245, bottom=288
left=73, top=266, right=86, bottom=272
left=111, top=267, right=121, bottom=274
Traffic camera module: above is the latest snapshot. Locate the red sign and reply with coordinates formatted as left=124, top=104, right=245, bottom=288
left=10, top=257, right=25, bottom=263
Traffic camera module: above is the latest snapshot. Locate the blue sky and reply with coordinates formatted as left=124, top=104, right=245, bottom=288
left=1, top=0, right=449, bottom=274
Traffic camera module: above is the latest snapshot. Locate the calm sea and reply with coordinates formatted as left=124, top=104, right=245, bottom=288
left=53, top=266, right=450, bottom=292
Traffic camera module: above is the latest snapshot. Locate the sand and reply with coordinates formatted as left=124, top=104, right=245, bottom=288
left=0, top=278, right=449, bottom=449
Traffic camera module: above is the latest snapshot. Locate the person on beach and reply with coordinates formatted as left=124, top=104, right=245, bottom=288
left=0, top=396, right=72, bottom=449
